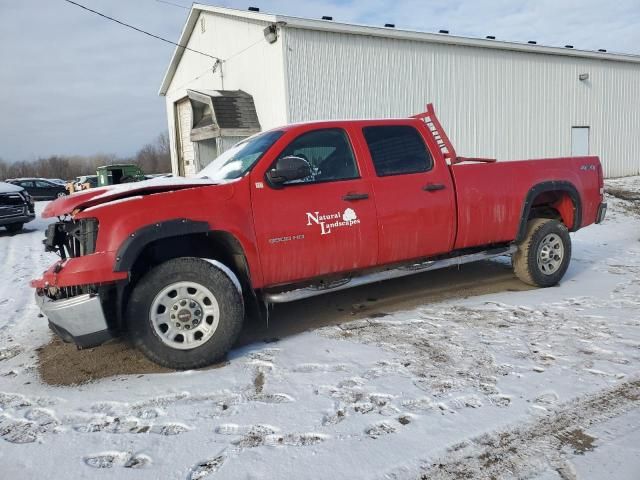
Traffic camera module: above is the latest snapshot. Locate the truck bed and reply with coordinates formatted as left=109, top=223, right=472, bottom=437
left=450, top=156, right=603, bottom=249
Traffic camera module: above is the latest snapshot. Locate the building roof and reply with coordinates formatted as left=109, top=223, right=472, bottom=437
left=159, top=3, right=640, bottom=96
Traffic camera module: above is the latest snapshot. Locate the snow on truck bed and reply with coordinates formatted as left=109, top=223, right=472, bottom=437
left=1, top=179, right=639, bottom=479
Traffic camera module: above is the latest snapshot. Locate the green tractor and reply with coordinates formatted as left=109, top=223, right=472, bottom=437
left=97, top=164, right=145, bottom=187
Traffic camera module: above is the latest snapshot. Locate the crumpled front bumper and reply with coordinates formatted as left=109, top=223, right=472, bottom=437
left=35, top=292, right=113, bottom=348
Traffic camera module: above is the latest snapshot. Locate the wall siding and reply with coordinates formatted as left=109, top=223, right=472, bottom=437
left=164, top=12, right=288, bottom=176
left=284, top=28, right=640, bottom=178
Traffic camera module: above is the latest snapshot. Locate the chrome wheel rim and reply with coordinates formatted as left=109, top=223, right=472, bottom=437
left=536, top=233, right=564, bottom=275
left=150, top=281, right=220, bottom=350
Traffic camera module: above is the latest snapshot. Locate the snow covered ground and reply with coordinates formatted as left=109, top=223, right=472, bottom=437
left=0, top=178, right=638, bottom=479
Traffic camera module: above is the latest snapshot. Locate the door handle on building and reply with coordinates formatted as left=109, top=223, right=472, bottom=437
left=423, top=183, right=445, bottom=192
left=342, top=192, right=369, bottom=201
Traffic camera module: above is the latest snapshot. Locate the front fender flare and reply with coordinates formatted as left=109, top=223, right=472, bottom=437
left=114, top=218, right=210, bottom=272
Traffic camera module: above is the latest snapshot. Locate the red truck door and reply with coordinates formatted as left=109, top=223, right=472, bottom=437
left=251, top=127, right=378, bottom=286
left=358, top=122, right=456, bottom=264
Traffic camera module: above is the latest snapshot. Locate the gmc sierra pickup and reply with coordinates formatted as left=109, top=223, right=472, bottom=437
left=32, top=105, right=607, bottom=369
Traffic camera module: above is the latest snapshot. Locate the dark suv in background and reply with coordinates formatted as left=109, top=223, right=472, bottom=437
left=7, top=178, right=68, bottom=200
left=0, top=182, right=35, bottom=233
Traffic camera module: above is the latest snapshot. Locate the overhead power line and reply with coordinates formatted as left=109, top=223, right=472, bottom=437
left=63, top=0, right=220, bottom=61
left=155, top=0, right=190, bottom=10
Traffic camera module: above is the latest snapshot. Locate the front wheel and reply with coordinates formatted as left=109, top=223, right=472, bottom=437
left=126, top=257, right=244, bottom=369
left=513, top=218, right=572, bottom=287
left=56, top=191, right=67, bottom=198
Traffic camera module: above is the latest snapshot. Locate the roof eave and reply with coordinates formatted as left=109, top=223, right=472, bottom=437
left=273, top=14, right=640, bottom=64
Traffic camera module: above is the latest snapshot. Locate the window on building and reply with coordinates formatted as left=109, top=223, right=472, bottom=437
left=276, top=128, right=359, bottom=185
left=363, top=125, right=433, bottom=176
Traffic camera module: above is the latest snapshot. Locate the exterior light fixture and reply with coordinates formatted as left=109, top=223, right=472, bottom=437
left=264, top=24, right=278, bottom=44
left=579, top=73, right=589, bottom=81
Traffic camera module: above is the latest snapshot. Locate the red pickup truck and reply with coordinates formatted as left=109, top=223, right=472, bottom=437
left=32, top=105, right=606, bottom=369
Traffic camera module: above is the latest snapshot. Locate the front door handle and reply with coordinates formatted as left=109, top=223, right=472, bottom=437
left=423, top=183, right=446, bottom=192
left=342, top=192, right=369, bottom=201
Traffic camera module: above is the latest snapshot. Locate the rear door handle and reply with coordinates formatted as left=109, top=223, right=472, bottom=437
left=342, top=192, right=369, bottom=201
left=423, top=183, right=446, bottom=192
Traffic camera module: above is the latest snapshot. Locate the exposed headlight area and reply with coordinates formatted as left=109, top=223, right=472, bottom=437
left=44, top=218, right=99, bottom=259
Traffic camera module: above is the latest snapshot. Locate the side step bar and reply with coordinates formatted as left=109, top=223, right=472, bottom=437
left=263, top=245, right=517, bottom=304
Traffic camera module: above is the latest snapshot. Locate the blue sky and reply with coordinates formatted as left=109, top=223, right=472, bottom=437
left=1, top=0, right=639, bottom=161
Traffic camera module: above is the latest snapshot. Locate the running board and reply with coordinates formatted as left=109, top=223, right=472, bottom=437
left=263, top=245, right=517, bottom=304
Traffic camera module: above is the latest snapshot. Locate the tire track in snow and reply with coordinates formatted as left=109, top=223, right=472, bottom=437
left=417, top=379, right=640, bottom=479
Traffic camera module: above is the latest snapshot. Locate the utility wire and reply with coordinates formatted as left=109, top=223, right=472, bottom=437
left=166, top=34, right=267, bottom=94
left=155, top=0, right=190, bottom=9
left=63, top=0, right=220, bottom=61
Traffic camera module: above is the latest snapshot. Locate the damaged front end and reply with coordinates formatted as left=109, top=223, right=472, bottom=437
left=43, top=217, right=99, bottom=259
left=34, top=216, right=125, bottom=348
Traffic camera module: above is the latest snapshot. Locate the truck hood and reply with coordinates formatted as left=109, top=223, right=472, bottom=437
left=42, top=177, right=219, bottom=218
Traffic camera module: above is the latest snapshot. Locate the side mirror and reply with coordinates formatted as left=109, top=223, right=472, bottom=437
left=266, top=156, right=312, bottom=186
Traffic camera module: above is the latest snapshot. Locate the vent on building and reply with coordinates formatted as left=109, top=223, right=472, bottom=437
left=486, top=35, right=495, bottom=39
left=598, top=49, right=607, bottom=52
left=528, top=40, right=537, bottom=44
left=439, top=29, right=449, bottom=34
left=322, top=16, right=333, bottom=20
left=248, top=6, right=259, bottom=12
left=186, top=89, right=261, bottom=142
left=385, top=23, right=395, bottom=28
left=565, top=45, right=574, bottom=49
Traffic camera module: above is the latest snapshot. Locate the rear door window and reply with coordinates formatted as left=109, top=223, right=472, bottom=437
left=363, top=125, right=433, bottom=176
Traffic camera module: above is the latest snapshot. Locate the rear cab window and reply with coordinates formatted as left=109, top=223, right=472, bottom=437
left=362, top=125, right=433, bottom=176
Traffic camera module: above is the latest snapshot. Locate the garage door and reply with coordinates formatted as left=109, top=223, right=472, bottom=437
left=176, top=98, right=196, bottom=176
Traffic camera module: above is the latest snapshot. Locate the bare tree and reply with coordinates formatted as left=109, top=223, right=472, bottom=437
left=0, top=133, right=171, bottom=181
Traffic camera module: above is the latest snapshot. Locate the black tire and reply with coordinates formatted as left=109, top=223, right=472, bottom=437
left=513, top=218, right=571, bottom=287
left=126, top=257, right=244, bottom=369
left=56, top=191, right=67, bottom=198
left=5, top=223, right=24, bottom=234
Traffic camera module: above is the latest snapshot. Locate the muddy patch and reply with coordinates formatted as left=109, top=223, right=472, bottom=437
left=419, top=380, right=639, bottom=479
left=606, top=187, right=640, bottom=216
left=555, top=428, right=597, bottom=455
left=36, top=337, right=226, bottom=386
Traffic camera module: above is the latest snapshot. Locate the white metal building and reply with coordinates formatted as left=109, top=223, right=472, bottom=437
left=159, top=4, right=640, bottom=178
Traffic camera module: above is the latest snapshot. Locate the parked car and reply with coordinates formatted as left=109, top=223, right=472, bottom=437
left=0, top=181, right=35, bottom=233
left=97, top=164, right=145, bottom=187
left=32, top=104, right=606, bottom=369
left=7, top=178, right=67, bottom=200
left=48, top=178, right=68, bottom=186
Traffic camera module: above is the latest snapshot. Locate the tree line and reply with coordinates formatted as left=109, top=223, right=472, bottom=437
left=0, top=133, right=172, bottom=181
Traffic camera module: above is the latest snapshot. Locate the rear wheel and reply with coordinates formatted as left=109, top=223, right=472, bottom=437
left=126, top=257, right=244, bottom=369
left=513, top=218, right=571, bottom=287
left=56, top=191, right=67, bottom=198
left=5, top=223, right=23, bottom=234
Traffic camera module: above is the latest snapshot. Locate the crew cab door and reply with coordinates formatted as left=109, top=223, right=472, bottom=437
left=251, top=127, right=378, bottom=286
left=358, top=122, right=456, bottom=264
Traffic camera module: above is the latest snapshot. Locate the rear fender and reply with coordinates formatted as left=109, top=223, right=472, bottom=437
left=516, top=181, right=582, bottom=242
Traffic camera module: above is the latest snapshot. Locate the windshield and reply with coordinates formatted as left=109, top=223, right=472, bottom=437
left=197, top=130, right=284, bottom=182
